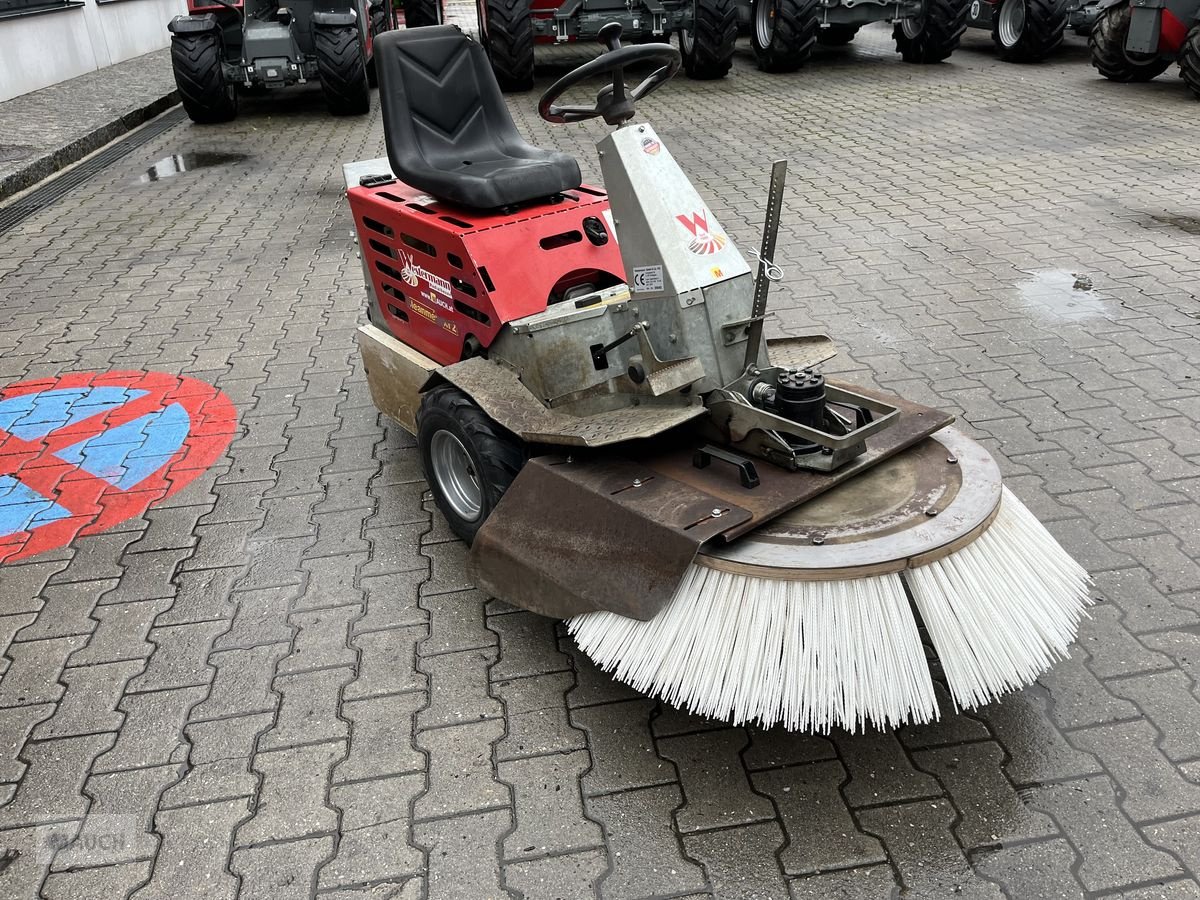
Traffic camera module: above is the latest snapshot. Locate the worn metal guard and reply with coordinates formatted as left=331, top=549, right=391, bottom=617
left=469, top=457, right=753, bottom=620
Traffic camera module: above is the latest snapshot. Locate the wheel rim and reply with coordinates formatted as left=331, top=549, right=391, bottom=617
left=681, top=0, right=695, bottom=53
left=755, top=0, right=776, bottom=47
left=901, top=11, right=925, bottom=38
left=998, top=0, right=1026, bottom=47
left=431, top=430, right=483, bottom=522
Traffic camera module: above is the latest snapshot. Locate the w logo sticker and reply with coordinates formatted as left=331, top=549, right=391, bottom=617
left=676, top=210, right=727, bottom=256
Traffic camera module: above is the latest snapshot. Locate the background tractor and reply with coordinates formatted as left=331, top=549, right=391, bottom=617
left=477, top=0, right=973, bottom=88
left=168, top=0, right=395, bottom=123
left=964, top=0, right=1070, bottom=61
left=739, top=0, right=972, bottom=72
left=1089, top=0, right=1200, bottom=96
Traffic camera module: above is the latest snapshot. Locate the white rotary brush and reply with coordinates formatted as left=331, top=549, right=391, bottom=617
left=567, top=428, right=1092, bottom=733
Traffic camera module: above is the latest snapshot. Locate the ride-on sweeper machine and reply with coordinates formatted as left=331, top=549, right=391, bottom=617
left=347, top=24, right=1091, bottom=732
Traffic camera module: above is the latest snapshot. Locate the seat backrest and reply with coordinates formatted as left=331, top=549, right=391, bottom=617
left=375, top=27, right=524, bottom=182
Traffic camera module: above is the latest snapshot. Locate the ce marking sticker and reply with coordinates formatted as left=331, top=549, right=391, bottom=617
left=632, top=265, right=664, bottom=293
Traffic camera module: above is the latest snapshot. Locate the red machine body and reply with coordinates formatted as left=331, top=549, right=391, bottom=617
left=348, top=179, right=626, bottom=366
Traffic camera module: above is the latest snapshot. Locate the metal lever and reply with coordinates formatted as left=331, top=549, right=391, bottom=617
left=744, top=159, right=787, bottom=373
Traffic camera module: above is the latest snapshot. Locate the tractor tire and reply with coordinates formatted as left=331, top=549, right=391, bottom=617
left=1182, top=24, right=1200, bottom=99
left=417, top=384, right=526, bottom=545
left=479, top=0, right=535, bottom=91
left=818, top=23, right=860, bottom=44
left=315, top=25, right=371, bottom=115
left=403, top=0, right=443, bottom=28
left=991, top=0, right=1068, bottom=61
left=368, top=2, right=396, bottom=86
left=1089, top=2, right=1171, bottom=81
left=893, top=0, right=970, bottom=62
left=751, top=0, right=820, bottom=72
left=680, top=0, right=738, bottom=79
left=171, top=33, right=238, bottom=124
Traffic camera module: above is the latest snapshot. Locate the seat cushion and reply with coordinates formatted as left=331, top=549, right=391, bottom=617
left=375, top=27, right=582, bottom=209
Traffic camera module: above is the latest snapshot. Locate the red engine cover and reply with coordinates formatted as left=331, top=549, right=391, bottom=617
left=348, top=179, right=626, bottom=366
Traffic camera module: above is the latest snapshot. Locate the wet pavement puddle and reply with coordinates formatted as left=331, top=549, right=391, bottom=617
left=139, top=152, right=248, bottom=183
left=1016, top=269, right=1111, bottom=322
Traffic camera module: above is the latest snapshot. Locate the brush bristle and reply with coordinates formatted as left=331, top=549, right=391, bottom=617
left=568, top=568, right=937, bottom=733
left=568, top=487, right=1092, bottom=733
left=906, top=486, right=1093, bottom=712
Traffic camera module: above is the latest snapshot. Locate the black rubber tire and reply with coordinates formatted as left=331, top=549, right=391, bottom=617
left=417, top=384, right=527, bottom=545
left=680, top=0, right=738, bottom=79
left=315, top=25, right=371, bottom=116
left=991, top=0, right=1068, bottom=61
left=751, top=0, right=820, bottom=72
left=817, top=23, right=860, bottom=44
left=404, top=0, right=443, bottom=28
left=893, top=0, right=970, bottom=62
left=171, top=33, right=238, bottom=124
left=1089, top=2, right=1171, bottom=81
left=479, top=0, right=535, bottom=91
left=368, top=2, right=395, bottom=87
left=1182, top=24, right=1200, bottom=99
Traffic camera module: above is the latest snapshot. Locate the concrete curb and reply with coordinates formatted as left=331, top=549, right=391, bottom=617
left=0, top=90, right=180, bottom=203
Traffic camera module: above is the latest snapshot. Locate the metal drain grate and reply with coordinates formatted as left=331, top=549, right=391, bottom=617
left=0, top=107, right=188, bottom=237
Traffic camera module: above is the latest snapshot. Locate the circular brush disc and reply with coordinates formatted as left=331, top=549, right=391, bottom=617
left=568, top=429, right=1092, bottom=733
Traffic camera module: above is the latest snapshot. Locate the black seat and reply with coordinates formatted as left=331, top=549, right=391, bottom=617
left=375, top=27, right=582, bottom=210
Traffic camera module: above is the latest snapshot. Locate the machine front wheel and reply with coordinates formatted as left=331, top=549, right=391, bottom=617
left=817, top=23, right=860, bottom=44
left=1177, top=23, right=1200, bottom=97
left=992, top=0, right=1068, bottom=61
left=315, top=25, right=371, bottom=115
left=171, top=33, right=238, bottom=124
left=1089, top=2, right=1171, bottom=81
left=418, top=385, right=527, bottom=545
left=403, top=0, right=444, bottom=28
left=479, top=0, right=535, bottom=91
left=893, top=0, right=970, bottom=62
left=751, top=0, right=820, bottom=72
left=680, top=0, right=738, bottom=79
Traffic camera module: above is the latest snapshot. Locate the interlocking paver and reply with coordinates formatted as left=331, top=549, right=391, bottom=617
left=413, top=809, right=513, bottom=900
left=319, top=774, right=425, bottom=890
left=754, top=761, right=886, bottom=876
left=499, top=750, right=601, bottom=861
left=237, top=741, right=344, bottom=845
left=413, top=720, right=508, bottom=820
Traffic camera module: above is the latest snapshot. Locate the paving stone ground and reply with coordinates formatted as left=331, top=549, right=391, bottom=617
left=2, top=15, right=1200, bottom=900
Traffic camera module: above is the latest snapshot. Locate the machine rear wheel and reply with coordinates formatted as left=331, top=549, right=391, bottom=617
left=315, top=25, right=371, bottom=115
left=751, top=0, right=820, bottom=72
left=418, top=385, right=527, bottom=544
left=1089, top=2, right=1171, bottom=81
left=680, top=0, right=738, bottom=79
left=992, top=0, right=1067, bottom=61
left=403, top=0, right=444, bottom=28
left=893, top=0, right=970, bottom=62
left=817, top=23, right=860, bottom=44
left=479, top=0, right=535, bottom=91
left=1177, top=23, right=1200, bottom=97
left=171, top=33, right=238, bottom=124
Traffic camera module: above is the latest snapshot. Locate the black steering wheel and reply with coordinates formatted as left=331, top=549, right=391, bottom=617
left=538, top=22, right=681, bottom=126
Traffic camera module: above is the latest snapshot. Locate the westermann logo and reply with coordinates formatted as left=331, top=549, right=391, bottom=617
left=675, top=210, right=727, bottom=256
left=399, top=252, right=452, bottom=297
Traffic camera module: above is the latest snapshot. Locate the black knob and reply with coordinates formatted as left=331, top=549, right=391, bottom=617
left=583, top=216, right=609, bottom=246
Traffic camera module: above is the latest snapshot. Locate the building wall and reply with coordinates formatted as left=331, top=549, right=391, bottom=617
left=0, top=0, right=186, bottom=102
